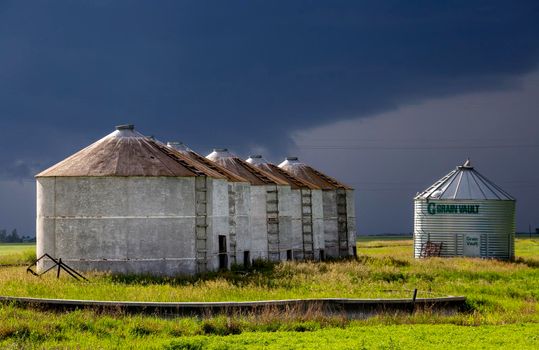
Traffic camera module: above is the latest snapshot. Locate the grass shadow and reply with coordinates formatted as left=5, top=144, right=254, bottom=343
left=108, top=258, right=279, bottom=287
left=513, top=257, right=539, bottom=268
left=357, top=255, right=410, bottom=267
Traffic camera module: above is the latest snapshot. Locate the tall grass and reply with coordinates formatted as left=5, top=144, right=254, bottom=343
left=0, top=238, right=538, bottom=348
left=0, top=239, right=537, bottom=324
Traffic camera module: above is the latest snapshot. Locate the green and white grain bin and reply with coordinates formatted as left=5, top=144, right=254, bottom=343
left=414, top=160, right=515, bottom=260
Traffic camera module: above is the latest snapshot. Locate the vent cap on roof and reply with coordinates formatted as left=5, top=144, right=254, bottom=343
left=278, top=157, right=351, bottom=189
left=458, top=158, right=473, bottom=169
left=167, top=141, right=191, bottom=153
left=116, top=124, right=134, bottom=130
left=112, top=124, right=144, bottom=138
left=278, top=157, right=302, bottom=168
left=206, top=148, right=236, bottom=161
left=415, top=159, right=514, bottom=200
left=246, top=155, right=268, bottom=165
left=247, top=157, right=321, bottom=189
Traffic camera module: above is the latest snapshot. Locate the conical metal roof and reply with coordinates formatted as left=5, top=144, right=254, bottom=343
left=36, top=125, right=226, bottom=178
left=278, top=157, right=352, bottom=190
left=415, top=159, right=514, bottom=200
left=206, top=149, right=288, bottom=186
left=246, top=155, right=320, bottom=190
left=166, top=142, right=248, bottom=182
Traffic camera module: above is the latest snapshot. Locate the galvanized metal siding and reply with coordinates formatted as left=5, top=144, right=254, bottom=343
left=414, top=199, right=515, bottom=260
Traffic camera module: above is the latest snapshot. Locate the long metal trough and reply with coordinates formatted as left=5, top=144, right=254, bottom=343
left=0, top=295, right=467, bottom=318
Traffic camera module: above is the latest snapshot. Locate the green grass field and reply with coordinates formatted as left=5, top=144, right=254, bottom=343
left=1, top=305, right=538, bottom=349
left=0, top=243, right=35, bottom=266
left=0, top=243, right=34, bottom=255
left=0, top=238, right=538, bottom=349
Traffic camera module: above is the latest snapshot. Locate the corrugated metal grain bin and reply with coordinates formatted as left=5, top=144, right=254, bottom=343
left=207, top=149, right=291, bottom=262
left=246, top=155, right=324, bottom=260
left=414, top=160, right=515, bottom=260
left=278, top=157, right=356, bottom=259
left=167, top=141, right=251, bottom=266
left=36, top=125, right=230, bottom=276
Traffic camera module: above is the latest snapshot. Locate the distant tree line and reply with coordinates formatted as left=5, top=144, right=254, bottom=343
left=0, top=229, right=35, bottom=243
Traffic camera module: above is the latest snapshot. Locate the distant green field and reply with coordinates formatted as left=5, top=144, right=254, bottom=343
left=0, top=243, right=35, bottom=255
left=357, top=234, right=412, bottom=241
left=515, top=238, right=539, bottom=258
left=0, top=243, right=35, bottom=266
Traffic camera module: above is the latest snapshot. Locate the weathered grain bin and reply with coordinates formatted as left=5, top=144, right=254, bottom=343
left=246, top=155, right=324, bottom=260
left=414, top=160, right=515, bottom=260
left=167, top=141, right=252, bottom=266
left=207, top=149, right=291, bottom=262
left=36, top=125, right=231, bottom=276
left=278, top=157, right=356, bottom=259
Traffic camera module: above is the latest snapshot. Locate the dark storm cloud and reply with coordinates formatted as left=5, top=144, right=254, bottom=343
left=290, top=70, right=539, bottom=234
left=0, top=0, right=538, bottom=168
left=1, top=1, right=538, bottom=235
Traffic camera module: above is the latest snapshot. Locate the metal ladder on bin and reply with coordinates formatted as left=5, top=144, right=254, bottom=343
left=336, top=189, right=349, bottom=257
left=195, top=177, right=208, bottom=273
left=228, top=184, right=237, bottom=265
left=266, top=186, right=280, bottom=261
left=301, top=189, right=315, bottom=260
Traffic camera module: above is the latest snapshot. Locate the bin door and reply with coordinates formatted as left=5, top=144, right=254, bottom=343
left=463, top=234, right=481, bottom=257
left=218, top=235, right=228, bottom=269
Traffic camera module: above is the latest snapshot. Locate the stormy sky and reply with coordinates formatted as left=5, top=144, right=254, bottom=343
left=0, top=1, right=538, bottom=235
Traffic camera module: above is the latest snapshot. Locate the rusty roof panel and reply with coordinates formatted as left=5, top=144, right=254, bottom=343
left=166, top=143, right=249, bottom=183
left=150, top=140, right=227, bottom=179
left=247, top=161, right=320, bottom=190
left=36, top=126, right=226, bottom=178
left=278, top=157, right=352, bottom=190
left=185, top=151, right=249, bottom=183
left=206, top=150, right=289, bottom=186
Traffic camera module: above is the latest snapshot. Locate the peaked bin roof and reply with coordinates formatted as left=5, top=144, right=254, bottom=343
left=415, top=159, right=514, bottom=200
left=246, top=155, right=320, bottom=190
left=36, top=125, right=226, bottom=178
left=278, top=157, right=352, bottom=190
left=206, top=149, right=289, bottom=186
left=166, top=142, right=248, bottom=183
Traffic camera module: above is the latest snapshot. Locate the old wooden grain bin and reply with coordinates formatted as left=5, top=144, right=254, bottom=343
left=278, top=157, right=356, bottom=259
left=167, top=141, right=252, bottom=266
left=246, top=155, right=324, bottom=260
left=36, top=125, right=230, bottom=275
left=207, top=149, right=292, bottom=262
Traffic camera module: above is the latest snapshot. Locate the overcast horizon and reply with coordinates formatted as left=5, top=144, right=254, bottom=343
left=1, top=1, right=538, bottom=236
